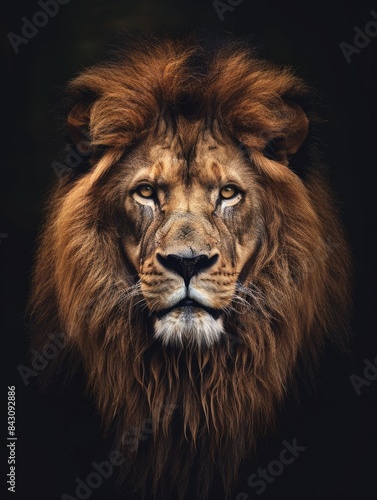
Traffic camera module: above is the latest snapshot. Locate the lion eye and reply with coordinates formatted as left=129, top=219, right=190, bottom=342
left=136, top=185, right=156, bottom=199
left=220, top=185, right=239, bottom=200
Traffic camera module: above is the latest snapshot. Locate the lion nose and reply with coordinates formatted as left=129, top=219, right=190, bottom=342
left=157, top=253, right=218, bottom=286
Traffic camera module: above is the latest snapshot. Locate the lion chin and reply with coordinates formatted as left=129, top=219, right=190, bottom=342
left=154, top=305, right=224, bottom=347
left=30, top=35, right=351, bottom=500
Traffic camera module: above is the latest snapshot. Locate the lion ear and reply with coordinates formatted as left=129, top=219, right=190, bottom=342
left=262, top=101, right=309, bottom=167
left=67, top=99, right=93, bottom=155
left=282, top=101, right=309, bottom=156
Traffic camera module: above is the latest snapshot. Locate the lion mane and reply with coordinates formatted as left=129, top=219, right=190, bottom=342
left=30, top=37, right=350, bottom=499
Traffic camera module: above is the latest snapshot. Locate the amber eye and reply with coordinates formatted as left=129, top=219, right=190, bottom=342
left=136, top=185, right=156, bottom=199
left=220, top=185, right=239, bottom=200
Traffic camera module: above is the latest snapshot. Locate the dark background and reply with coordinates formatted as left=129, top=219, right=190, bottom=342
left=1, top=0, right=376, bottom=499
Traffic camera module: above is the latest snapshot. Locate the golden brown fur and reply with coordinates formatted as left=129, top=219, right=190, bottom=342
left=30, top=36, right=351, bottom=499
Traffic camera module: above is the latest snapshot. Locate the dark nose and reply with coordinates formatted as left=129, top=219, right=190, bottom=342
left=157, top=253, right=218, bottom=286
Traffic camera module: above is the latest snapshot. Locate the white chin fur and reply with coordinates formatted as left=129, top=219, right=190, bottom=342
left=154, top=309, right=224, bottom=347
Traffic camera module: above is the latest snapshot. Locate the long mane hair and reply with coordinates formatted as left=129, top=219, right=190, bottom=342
left=30, top=36, right=351, bottom=499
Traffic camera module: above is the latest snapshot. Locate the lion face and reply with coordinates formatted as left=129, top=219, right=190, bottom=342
left=122, top=126, right=259, bottom=347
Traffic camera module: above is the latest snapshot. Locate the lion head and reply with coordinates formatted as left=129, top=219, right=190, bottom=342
left=30, top=37, right=351, bottom=499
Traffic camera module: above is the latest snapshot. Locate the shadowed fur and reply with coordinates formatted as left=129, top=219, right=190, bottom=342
left=30, top=36, right=351, bottom=499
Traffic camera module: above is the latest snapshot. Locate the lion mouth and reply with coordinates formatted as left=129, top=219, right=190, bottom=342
left=156, top=298, right=221, bottom=320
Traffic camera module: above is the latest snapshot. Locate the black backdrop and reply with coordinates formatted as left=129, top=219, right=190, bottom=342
left=1, top=0, right=376, bottom=499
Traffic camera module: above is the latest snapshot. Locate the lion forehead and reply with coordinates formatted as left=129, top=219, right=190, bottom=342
left=137, top=127, right=254, bottom=191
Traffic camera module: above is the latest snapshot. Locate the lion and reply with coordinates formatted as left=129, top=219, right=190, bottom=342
left=30, top=36, right=351, bottom=499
